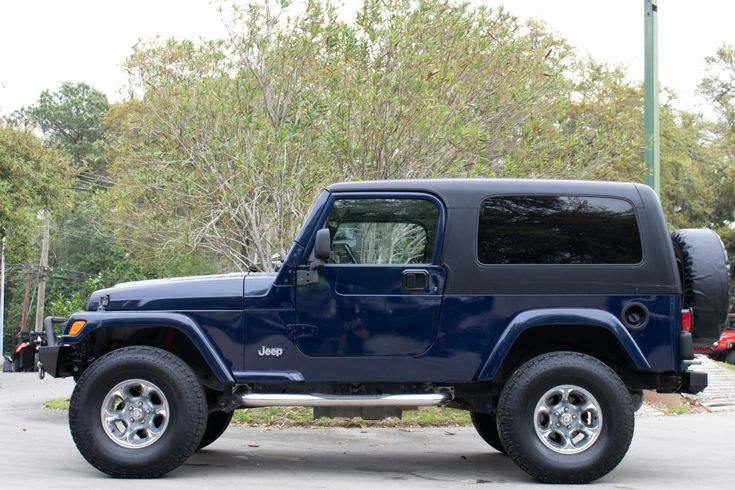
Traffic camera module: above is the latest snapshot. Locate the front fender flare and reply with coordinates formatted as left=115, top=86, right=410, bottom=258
left=475, top=308, right=651, bottom=381
left=65, top=311, right=235, bottom=383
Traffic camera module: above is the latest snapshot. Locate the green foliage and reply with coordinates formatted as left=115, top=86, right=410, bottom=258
left=12, top=82, right=109, bottom=171
left=48, top=274, right=104, bottom=318
left=43, top=398, right=70, bottom=411
left=700, top=44, right=735, bottom=305
left=0, top=122, right=76, bottom=354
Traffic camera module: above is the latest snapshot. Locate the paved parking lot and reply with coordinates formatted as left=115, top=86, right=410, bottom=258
left=1, top=373, right=732, bottom=489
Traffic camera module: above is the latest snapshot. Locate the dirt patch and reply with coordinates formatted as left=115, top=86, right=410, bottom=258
left=643, top=390, right=709, bottom=414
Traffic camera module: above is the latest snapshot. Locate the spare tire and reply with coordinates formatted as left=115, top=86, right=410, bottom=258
left=671, top=229, right=731, bottom=345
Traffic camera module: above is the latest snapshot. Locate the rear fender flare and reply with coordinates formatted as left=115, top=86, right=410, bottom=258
left=475, top=308, right=651, bottom=381
left=66, top=311, right=234, bottom=383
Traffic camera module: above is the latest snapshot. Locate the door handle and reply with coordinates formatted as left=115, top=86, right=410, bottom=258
left=402, top=269, right=429, bottom=291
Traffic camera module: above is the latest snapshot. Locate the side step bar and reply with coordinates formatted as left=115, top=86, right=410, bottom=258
left=237, top=393, right=450, bottom=408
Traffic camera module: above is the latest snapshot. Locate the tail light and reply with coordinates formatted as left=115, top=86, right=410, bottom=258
left=681, top=308, right=693, bottom=333
left=14, top=342, right=30, bottom=354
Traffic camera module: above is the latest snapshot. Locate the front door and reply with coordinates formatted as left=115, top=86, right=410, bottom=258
left=295, top=194, right=445, bottom=358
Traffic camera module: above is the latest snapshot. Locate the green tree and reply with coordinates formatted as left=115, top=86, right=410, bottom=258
left=700, top=44, right=735, bottom=306
left=13, top=82, right=109, bottom=172
left=0, top=121, right=75, bottom=353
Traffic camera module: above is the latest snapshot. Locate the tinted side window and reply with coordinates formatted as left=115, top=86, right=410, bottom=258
left=478, top=195, right=642, bottom=264
left=326, top=198, right=439, bottom=264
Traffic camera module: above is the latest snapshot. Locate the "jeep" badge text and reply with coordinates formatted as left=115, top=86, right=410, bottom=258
left=257, top=346, right=283, bottom=357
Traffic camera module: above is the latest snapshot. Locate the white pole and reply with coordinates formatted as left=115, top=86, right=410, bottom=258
left=1, top=235, right=6, bottom=358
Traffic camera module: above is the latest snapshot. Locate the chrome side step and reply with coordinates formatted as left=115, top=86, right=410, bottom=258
left=237, top=392, right=450, bottom=408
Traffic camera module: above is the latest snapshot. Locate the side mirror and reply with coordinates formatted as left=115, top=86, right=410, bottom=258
left=313, top=228, right=331, bottom=262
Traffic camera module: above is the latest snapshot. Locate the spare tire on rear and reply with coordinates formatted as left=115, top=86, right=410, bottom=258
left=671, top=229, right=731, bottom=345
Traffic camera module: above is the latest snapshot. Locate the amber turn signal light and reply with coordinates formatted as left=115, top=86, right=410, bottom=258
left=68, top=320, right=87, bottom=336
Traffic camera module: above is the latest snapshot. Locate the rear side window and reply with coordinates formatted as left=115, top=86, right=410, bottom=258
left=478, top=195, right=642, bottom=264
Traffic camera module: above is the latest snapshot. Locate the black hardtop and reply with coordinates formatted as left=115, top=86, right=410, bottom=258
left=329, top=178, right=678, bottom=295
left=327, top=178, right=650, bottom=208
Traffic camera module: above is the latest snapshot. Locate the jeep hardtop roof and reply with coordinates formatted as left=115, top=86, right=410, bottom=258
left=327, top=179, right=650, bottom=208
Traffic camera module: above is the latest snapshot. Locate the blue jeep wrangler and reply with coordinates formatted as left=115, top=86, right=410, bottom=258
left=39, top=179, right=730, bottom=483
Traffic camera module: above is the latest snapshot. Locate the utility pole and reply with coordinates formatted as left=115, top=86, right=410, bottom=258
left=644, top=0, right=660, bottom=194
left=34, top=212, right=50, bottom=333
left=19, top=266, right=32, bottom=333
left=0, top=233, right=6, bottom=357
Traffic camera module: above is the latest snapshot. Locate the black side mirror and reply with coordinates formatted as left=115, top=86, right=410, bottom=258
left=313, top=228, right=331, bottom=262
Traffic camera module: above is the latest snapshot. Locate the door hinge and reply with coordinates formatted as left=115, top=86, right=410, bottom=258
left=296, top=269, right=319, bottom=286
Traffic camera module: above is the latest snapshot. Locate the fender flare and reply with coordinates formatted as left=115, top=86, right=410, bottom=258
left=66, top=311, right=235, bottom=383
left=475, top=308, right=651, bottom=381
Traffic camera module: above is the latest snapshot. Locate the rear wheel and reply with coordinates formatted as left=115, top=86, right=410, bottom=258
left=497, top=352, right=634, bottom=484
left=470, top=411, right=505, bottom=454
left=69, top=346, right=207, bottom=478
left=726, top=351, right=735, bottom=365
left=197, top=410, right=234, bottom=450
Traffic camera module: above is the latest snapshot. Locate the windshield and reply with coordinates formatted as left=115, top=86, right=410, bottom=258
left=727, top=316, right=735, bottom=330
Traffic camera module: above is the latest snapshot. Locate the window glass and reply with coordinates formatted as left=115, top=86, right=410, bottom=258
left=478, top=195, right=642, bottom=264
left=325, top=198, right=439, bottom=264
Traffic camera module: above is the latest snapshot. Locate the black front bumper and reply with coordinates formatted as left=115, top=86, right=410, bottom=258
left=38, top=345, right=67, bottom=378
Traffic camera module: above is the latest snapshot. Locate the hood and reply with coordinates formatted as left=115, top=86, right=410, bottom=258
left=86, top=272, right=276, bottom=311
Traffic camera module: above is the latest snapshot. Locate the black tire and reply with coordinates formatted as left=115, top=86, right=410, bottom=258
left=671, top=229, right=731, bottom=344
left=470, top=411, right=505, bottom=454
left=12, top=355, right=21, bottom=373
left=726, top=351, right=735, bottom=365
left=69, top=346, right=207, bottom=478
left=497, top=352, right=634, bottom=484
left=197, top=410, right=234, bottom=450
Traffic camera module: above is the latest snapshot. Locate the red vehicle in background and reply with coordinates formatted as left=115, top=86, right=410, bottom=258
left=709, top=314, right=735, bottom=364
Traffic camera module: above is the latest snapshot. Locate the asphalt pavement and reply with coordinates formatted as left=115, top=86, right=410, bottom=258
left=1, top=373, right=732, bottom=489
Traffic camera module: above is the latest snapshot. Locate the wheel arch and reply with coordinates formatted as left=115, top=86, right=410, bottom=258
left=475, top=308, right=650, bottom=383
left=67, top=312, right=234, bottom=385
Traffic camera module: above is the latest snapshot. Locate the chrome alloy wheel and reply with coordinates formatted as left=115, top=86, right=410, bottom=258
left=100, top=379, right=170, bottom=449
left=533, top=384, right=603, bottom=455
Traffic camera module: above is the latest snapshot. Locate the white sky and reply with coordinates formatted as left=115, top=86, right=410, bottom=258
left=1, top=1, right=734, bottom=118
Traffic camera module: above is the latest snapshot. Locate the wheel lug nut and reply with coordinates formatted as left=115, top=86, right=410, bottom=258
left=573, top=415, right=576, bottom=420
left=567, top=425, right=571, bottom=429
left=556, top=423, right=560, bottom=427
left=564, top=407, right=569, bottom=412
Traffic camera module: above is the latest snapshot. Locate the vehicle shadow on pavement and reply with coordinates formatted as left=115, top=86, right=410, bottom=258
left=181, top=448, right=524, bottom=484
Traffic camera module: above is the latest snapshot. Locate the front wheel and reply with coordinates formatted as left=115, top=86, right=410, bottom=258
left=497, top=352, right=634, bottom=484
left=69, top=346, right=208, bottom=478
left=725, top=350, right=735, bottom=365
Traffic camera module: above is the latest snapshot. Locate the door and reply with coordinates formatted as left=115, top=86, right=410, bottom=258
left=295, top=194, right=445, bottom=357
